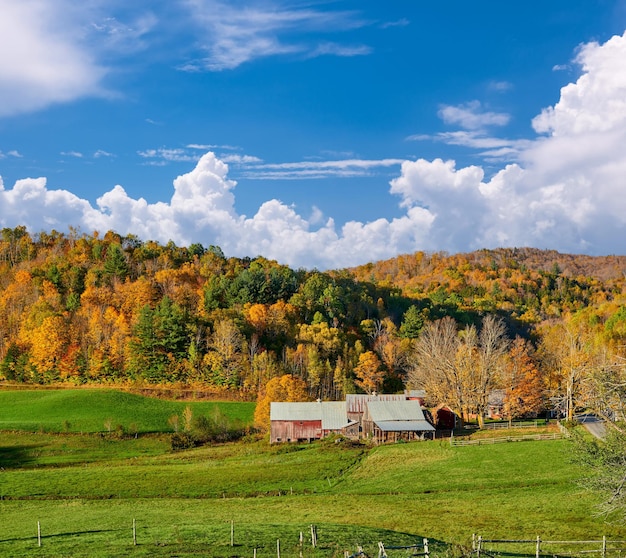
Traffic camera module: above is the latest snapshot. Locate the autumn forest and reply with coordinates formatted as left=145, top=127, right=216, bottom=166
left=1, top=226, right=626, bottom=427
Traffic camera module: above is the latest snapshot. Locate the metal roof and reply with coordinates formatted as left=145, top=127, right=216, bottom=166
left=270, top=402, right=321, bottom=422
left=345, top=393, right=406, bottom=414
left=321, top=401, right=350, bottom=430
left=367, top=400, right=435, bottom=432
left=270, top=401, right=352, bottom=430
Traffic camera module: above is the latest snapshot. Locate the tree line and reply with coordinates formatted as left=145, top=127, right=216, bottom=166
left=0, top=226, right=625, bottom=428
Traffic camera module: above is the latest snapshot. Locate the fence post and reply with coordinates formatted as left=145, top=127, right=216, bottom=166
left=231, top=520, right=234, bottom=547
left=472, top=534, right=476, bottom=551
left=536, top=536, right=541, bottom=558
left=378, top=541, right=387, bottom=558
left=37, top=521, right=42, bottom=547
left=602, top=535, right=607, bottom=558
left=133, top=518, right=137, bottom=546
left=477, top=535, right=482, bottom=558
left=277, top=538, right=281, bottom=558
left=424, top=537, right=429, bottom=558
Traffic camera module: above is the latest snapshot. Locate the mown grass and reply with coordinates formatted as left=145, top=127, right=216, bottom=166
left=0, top=390, right=624, bottom=557
left=0, top=389, right=254, bottom=433
left=1, top=435, right=625, bottom=557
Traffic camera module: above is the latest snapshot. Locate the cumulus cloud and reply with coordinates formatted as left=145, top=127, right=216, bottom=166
left=0, top=0, right=107, bottom=116
left=2, top=31, right=626, bottom=268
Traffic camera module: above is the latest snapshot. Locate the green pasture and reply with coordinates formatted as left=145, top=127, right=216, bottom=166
left=0, top=389, right=624, bottom=557
left=0, top=389, right=254, bottom=433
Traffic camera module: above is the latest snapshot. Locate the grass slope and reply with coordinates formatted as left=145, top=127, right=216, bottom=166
left=0, top=389, right=254, bottom=433
left=1, top=390, right=624, bottom=557
left=1, top=435, right=625, bottom=557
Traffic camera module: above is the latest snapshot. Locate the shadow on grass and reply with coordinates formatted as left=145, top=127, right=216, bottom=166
left=0, top=444, right=43, bottom=468
left=0, top=528, right=123, bottom=544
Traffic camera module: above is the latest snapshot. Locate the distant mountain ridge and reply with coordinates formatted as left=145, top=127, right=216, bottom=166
left=347, top=248, right=626, bottom=284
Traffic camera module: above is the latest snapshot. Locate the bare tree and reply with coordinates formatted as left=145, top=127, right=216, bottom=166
left=474, top=315, right=509, bottom=427
left=408, top=315, right=509, bottom=427
left=408, top=317, right=471, bottom=423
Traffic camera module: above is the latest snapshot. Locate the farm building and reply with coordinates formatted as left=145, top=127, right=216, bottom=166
left=346, top=393, right=407, bottom=428
left=487, top=389, right=506, bottom=419
left=432, top=404, right=457, bottom=430
left=405, top=390, right=426, bottom=405
left=362, top=400, right=435, bottom=444
left=270, top=401, right=359, bottom=443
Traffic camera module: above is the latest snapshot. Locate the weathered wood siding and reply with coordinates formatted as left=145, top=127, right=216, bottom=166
left=270, top=420, right=321, bottom=443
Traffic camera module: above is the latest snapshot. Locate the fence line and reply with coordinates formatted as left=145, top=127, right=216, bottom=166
left=483, top=421, right=542, bottom=430
left=557, top=420, right=571, bottom=438
left=378, top=538, right=429, bottom=558
left=473, top=534, right=626, bottom=558
left=450, top=433, right=562, bottom=446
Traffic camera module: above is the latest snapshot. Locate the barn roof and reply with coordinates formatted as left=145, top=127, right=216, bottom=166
left=270, top=401, right=353, bottom=430
left=345, top=393, right=406, bottom=414
left=366, top=400, right=434, bottom=431
left=270, top=402, right=321, bottom=422
left=321, top=401, right=352, bottom=430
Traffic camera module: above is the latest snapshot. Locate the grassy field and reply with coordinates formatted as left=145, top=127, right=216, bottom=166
left=0, top=389, right=254, bottom=433
left=0, top=389, right=624, bottom=557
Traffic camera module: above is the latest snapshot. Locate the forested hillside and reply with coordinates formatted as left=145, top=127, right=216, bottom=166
left=1, top=227, right=625, bottom=425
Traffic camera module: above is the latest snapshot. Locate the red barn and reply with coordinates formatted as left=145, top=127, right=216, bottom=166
left=270, top=401, right=358, bottom=443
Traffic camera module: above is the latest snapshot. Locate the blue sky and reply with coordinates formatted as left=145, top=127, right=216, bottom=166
left=2, top=1, right=626, bottom=269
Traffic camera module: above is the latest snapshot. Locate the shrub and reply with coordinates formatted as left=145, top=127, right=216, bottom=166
left=170, top=432, right=197, bottom=451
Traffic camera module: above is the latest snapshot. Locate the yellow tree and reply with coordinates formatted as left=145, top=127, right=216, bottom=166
left=354, top=351, right=385, bottom=395
left=503, top=337, right=545, bottom=422
left=202, top=318, right=246, bottom=387
left=538, top=316, right=595, bottom=421
left=254, top=374, right=309, bottom=430
left=21, top=314, right=69, bottom=380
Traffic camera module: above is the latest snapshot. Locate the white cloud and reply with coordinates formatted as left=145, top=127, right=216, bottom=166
left=488, top=81, right=513, bottom=92
left=309, top=43, right=372, bottom=58
left=532, top=34, right=626, bottom=136
left=391, top=31, right=626, bottom=255
left=187, top=143, right=240, bottom=151
left=0, top=150, right=22, bottom=159
left=219, top=154, right=263, bottom=164
left=0, top=0, right=107, bottom=116
left=94, top=150, right=115, bottom=158
left=2, top=31, right=626, bottom=268
left=90, top=13, right=157, bottom=55
left=182, top=0, right=369, bottom=70
left=138, top=148, right=200, bottom=164
left=61, top=151, right=84, bottom=158
left=243, top=158, right=405, bottom=179
left=438, top=101, right=510, bottom=130
left=380, top=19, right=410, bottom=29
left=407, top=130, right=532, bottom=162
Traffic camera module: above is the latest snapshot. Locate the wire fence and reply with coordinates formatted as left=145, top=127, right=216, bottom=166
left=450, top=433, right=562, bottom=446
left=472, top=535, right=626, bottom=558
left=482, top=421, right=545, bottom=430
